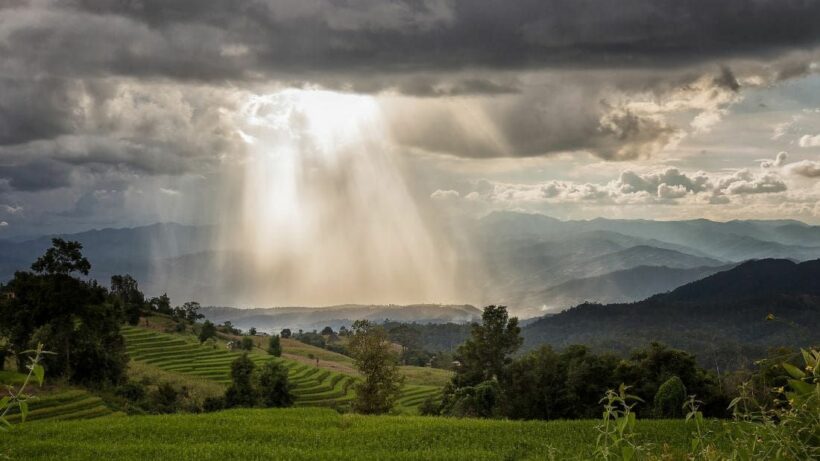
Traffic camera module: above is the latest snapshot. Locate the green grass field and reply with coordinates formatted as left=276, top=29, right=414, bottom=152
left=122, top=326, right=440, bottom=413
left=2, top=407, right=720, bottom=460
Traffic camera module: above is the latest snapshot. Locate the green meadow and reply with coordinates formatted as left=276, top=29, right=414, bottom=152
left=2, top=407, right=718, bottom=461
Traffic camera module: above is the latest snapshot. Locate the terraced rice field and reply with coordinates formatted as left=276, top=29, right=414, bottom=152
left=122, top=327, right=440, bottom=412
left=4, top=389, right=118, bottom=423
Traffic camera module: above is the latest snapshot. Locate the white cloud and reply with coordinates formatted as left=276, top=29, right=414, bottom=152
left=798, top=134, right=820, bottom=147
left=0, top=221, right=8, bottom=227
left=761, top=151, right=788, bottom=168
left=786, top=160, right=820, bottom=178
left=430, top=189, right=460, bottom=200
left=1, top=204, right=23, bottom=214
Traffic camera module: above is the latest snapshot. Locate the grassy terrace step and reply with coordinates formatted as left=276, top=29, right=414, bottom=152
left=4, top=390, right=113, bottom=423
left=122, top=326, right=440, bottom=412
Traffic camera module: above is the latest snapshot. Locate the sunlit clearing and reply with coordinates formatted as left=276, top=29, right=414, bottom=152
left=216, top=89, right=456, bottom=306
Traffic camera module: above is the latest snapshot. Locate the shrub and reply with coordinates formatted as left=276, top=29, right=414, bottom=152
left=198, top=321, right=216, bottom=344
left=115, top=382, right=147, bottom=402
left=419, top=396, right=439, bottom=416
left=224, top=354, right=257, bottom=408
left=257, top=361, right=293, bottom=407
left=240, top=337, right=254, bottom=351
left=151, top=382, right=179, bottom=414
left=202, top=396, right=225, bottom=413
left=267, top=335, right=282, bottom=357
left=653, top=376, right=686, bottom=418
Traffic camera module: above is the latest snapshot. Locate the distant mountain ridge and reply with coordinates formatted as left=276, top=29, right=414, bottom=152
left=522, top=258, right=820, bottom=369
left=473, top=212, right=820, bottom=314
left=1, top=214, right=819, bottom=313
left=199, top=304, right=482, bottom=333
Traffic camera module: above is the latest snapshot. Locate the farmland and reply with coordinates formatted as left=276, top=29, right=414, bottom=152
left=2, top=407, right=718, bottom=460
left=121, top=326, right=441, bottom=413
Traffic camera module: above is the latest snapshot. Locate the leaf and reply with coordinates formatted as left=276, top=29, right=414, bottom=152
left=781, top=362, right=805, bottom=380
left=787, top=379, right=813, bottom=396
left=621, top=445, right=635, bottom=461
left=33, top=364, right=44, bottom=386
left=19, top=400, right=28, bottom=423
left=0, top=395, right=9, bottom=410
left=691, top=439, right=700, bottom=452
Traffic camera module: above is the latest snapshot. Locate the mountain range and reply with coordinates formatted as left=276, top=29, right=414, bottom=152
left=521, top=258, right=820, bottom=369
left=1, top=213, right=819, bottom=315
left=199, top=304, right=481, bottom=333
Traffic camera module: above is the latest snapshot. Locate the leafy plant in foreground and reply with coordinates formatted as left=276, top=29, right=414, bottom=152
left=1, top=343, right=50, bottom=429
left=593, top=384, right=647, bottom=461
left=724, top=347, right=819, bottom=460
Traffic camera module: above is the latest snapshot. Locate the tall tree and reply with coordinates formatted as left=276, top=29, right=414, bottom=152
left=257, top=361, right=293, bottom=407
left=31, top=238, right=91, bottom=276
left=268, top=335, right=282, bottom=357
left=110, top=274, right=144, bottom=325
left=348, top=320, right=404, bottom=414
left=453, top=305, right=522, bottom=387
left=224, top=353, right=258, bottom=408
left=198, top=321, right=217, bottom=344
left=0, top=240, right=127, bottom=385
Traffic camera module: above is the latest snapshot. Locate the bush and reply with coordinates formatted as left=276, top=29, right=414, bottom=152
left=653, top=376, right=687, bottom=418
left=441, top=380, right=501, bottom=418
left=240, top=337, right=254, bottom=351
left=267, top=335, right=282, bottom=357
left=151, top=382, right=179, bottom=414
left=419, top=396, right=439, bottom=416
left=202, top=396, right=225, bottom=413
left=257, top=362, right=294, bottom=407
left=115, top=382, right=147, bottom=402
left=224, top=354, right=257, bottom=408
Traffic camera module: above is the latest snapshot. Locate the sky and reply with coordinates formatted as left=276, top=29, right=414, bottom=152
left=2, top=0, right=820, bottom=238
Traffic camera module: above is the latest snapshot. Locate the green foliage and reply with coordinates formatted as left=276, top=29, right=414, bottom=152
left=724, top=347, right=820, bottom=460
left=110, top=274, right=144, bottom=326
left=224, top=354, right=257, bottom=408
left=30, top=238, right=91, bottom=276
left=268, top=335, right=282, bottom=357
left=0, top=343, right=49, bottom=430
left=349, top=320, right=404, bottom=414
left=593, top=384, right=647, bottom=461
left=440, top=380, right=501, bottom=418
left=453, top=305, right=522, bottom=388
left=257, top=361, right=293, bottom=408
left=653, top=376, right=686, bottom=418
left=0, top=407, right=722, bottom=460
left=198, top=320, right=217, bottom=344
left=240, top=337, right=254, bottom=351
left=281, top=328, right=292, bottom=339
left=0, top=240, right=128, bottom=385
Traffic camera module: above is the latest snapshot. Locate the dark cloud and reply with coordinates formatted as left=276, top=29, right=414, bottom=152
left=0, top=159, right=73, bottom=191
left=2, top=1, right=818, bottom=85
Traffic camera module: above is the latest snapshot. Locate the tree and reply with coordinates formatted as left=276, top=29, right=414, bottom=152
left=453, top=305, right=522, bottom=387
left=268, top=335, right=282, bottom=357
left=653, top=376, right=687, bottom=418
left=387, top=324, right=421, bottom=364
left=240, top=337, right=254, bottom=351
left=179, top=301, right=203, bottom=323
left=248, top=327, right=257, bottom=336
left=198, top=321, right=217, bottom=344
left=31, top=238, right=91, bottom=276
left=348, top=320, right=404, bottom=414
left=149, top=293, right=172, bottom=315
left=0, top=241, right=127, bottom=385
left=110, top=274, right=144, bottom=325
left=321, top=326, right=334, bottom=336
left=281, top=328, right=292, bottom=339
left=224, top=353, right=257, bottom=408
left=257, top=361, right=294, bottom=407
